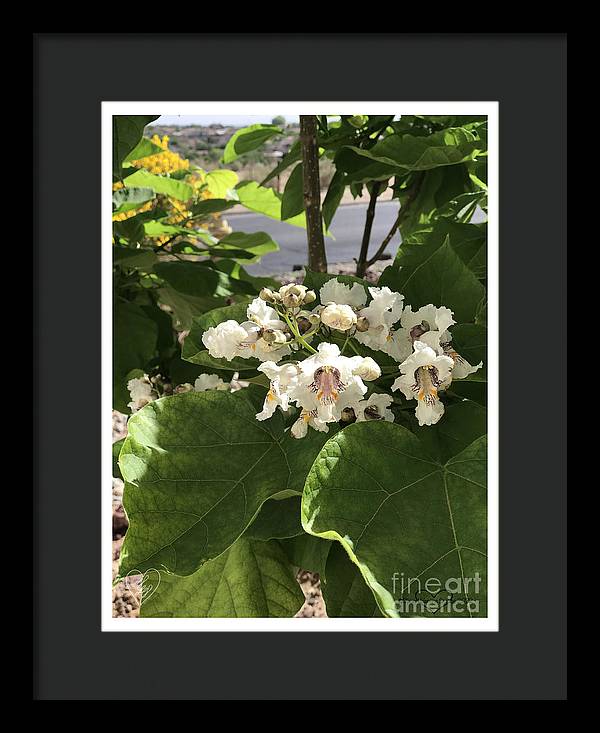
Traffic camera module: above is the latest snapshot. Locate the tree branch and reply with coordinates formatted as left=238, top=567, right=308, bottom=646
left=300, top=115, right=327, bottom=273
left=355, top=181, right=382, bottom=278
left=364, top=172, right=425, bottom=271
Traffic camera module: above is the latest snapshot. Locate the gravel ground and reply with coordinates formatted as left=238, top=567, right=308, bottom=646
left=273, top=259, right=387, bottom=285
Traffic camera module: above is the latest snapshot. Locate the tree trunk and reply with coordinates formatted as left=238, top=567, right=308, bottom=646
left=300, top=115, right=327, bottom=273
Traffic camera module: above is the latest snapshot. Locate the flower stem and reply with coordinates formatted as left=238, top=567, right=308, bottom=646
left=347, top=339, right=362, bottom=357
left=279, top=309, right=317, bottom=354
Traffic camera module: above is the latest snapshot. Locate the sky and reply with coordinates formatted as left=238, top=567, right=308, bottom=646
left=149, top=115, right=299, bottom=127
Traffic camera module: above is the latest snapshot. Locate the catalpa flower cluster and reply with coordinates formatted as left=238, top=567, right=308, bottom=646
left=200, top=279, right=482, bottom=435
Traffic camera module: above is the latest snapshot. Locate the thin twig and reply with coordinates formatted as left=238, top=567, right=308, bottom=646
left=355, top=181, right=382, bottom=277
left=364, top=172, right=425, bottom=270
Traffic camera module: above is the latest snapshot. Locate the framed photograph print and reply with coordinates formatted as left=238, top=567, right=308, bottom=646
left=34, top=33, right=567, bottom=700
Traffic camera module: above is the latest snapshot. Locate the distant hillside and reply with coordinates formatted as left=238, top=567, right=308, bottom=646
left=150, top=122, right=334, bottom=191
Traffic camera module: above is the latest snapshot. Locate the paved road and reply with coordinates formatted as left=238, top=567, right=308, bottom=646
left=232, top=201, right=485, bottom=275
left=234, top=201, right=402, bottom=275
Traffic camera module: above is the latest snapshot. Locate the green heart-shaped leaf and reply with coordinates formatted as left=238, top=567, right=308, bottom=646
left=301, top=405, right=487, bottom=618
left=139, top=537, right=304, bottom=618
left=118, top=388, right=336, bottom=578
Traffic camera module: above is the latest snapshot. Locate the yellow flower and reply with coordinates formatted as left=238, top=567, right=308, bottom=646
left=112, top=199, right=154, bottom=222
left=128, top=133, right=189, bottom=175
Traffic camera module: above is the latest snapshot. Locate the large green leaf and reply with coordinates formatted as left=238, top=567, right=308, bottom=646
left=409, top=400, right=486, bottom=465
left=123, top=169, right=193, bottom=202
left=451, top=324, right=487, bottom=369
left=279, top=533, right=332, bottom=577
left=113, top=300, right=158, bottom=413
left=122, top=137, right=164, bottom=164
left=446, top=324, right=487, bottom=404
left=281, top=163, right=305, bottom=220
left=334, top=154, right=398, bottom=186
left=261, top=141, right=302, bottom=185
left=112, top=187, right=155, bottom=213
left=302, top=405, right=487, bottom=618
left=321, top=542, right=383, bottom=617
left=213, top=260, right=280, bottom=292
left=244, top=496, right=304, bottom=541
left=113, top=246, right=157, bottom=270
left=398, top=166, right=472, bottom=237
left=113, top=438, right=125, bottom=480
left=403, top=220, right=487, bottom=281
left=217, top=231, right=279, bottom=263
left=113, top=216, right=145, bottom=244
left=379, top=235, right=485, bottom=323
left=222, top=124, right=282, bottom=164
left=235, top=181, right=307, bottom=229
left=154, top=260, right=247, bottom=299
left=338, top=127, right=484, bottom=173
left=189, top=199, right=237, bottom=218
left=322, top=170, right=346, bottom=229
left=139, top=537, right=304, bottom=618
left=157, top=287, right=229, bottom=332
left=142, top=221, right=194, bottom=238
left=113, top=115, right=159, bottom=178
left=204, top=169, right=239, bottom=198
left=118, top=388, right=335, bottom=577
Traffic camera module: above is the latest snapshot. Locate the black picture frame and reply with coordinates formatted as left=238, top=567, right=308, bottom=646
left=34, top=33, right=567, bottom=700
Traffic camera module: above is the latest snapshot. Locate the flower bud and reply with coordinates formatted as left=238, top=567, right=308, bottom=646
left=303, top=290, right=317, bottom=305
left=297, top=309, right=320, bottom=324
left=321, top=303, right=357, bottom=332
left=259, top=287, right=275, bottom=302
left=296, top=317, right=312, bottom=335
left=353, top=356, right=381, bottom=381
left=355, top=315, right=370, bottom=332
left=296, top=310, right=321, bottom=335
left=340, top=407, right=356, bottom=423
left=262, top=328, right=288, bottom=345
left=291, top=416, right=308, bottom=439
left=364, top=405, right=383, bottom=420
left=279, top=283, right=308, bottom=309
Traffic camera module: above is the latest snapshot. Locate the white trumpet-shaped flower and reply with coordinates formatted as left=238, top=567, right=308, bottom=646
left=320, top=303, right=357, bottom=332
left=354, top=393, right=394, bottom=423
left=439, top=338, right=483, bottom=379
left=201, top=320, right=249, bottom=361
left=381, top=304, right=455, bottom=364
left=238, top=298, right=292, bottom=361
left=319, top=279, right=367, bottom=308
left=392, top=341, right=454, bottom=426
left=350, top=355, right=381, bottom=381
left=354, top=286, right=404, bottom=351
left=201, top=298, right=291, bottom=364
left=127, top=375, right=155, bottom=413
left=255, top=362, right=299, bottom=421
left=288, top=342, right=368, bottom=424
left=393, top=304, right=456, bottom=356
left=290, top=409, right=330, bottom=439
left=194, top=374, right=229, bottom=392
left=246, top=298, right=286, bottom=331
left=401, top=304, right=455, bottom=340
